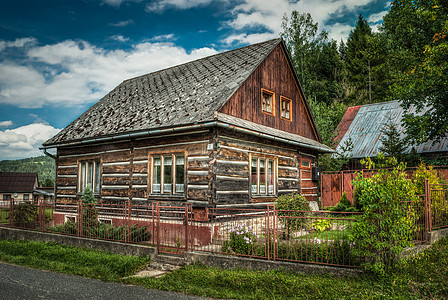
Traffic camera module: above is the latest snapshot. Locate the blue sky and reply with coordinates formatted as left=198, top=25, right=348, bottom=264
left=0, top=0, right=390, bottom=160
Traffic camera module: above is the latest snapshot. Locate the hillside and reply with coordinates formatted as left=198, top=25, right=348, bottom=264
left=0, top=156, right=55, bottom=186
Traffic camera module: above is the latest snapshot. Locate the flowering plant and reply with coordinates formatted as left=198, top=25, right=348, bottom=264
left=223, top=224, right=259, bottom=255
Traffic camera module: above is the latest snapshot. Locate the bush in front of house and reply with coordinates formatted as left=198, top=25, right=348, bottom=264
left=350, top=154, right=419, bottom=276
left=222, top=224, right=260, bottom=256
left=275, top=193, right=310, bottom=236
left=328, top=191, right=359, bottom=213
left=50, top=219, right=151, bottom=243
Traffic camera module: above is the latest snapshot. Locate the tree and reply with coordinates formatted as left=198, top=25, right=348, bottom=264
left=345, top=14, right=374, bottom=104
left=379, top=122, right=407, bottom=161
left=350, top=155, right=419, bottom=275
left=383, top=0, right=448, bottom=144
left=281, top=11, right=345, bottom=106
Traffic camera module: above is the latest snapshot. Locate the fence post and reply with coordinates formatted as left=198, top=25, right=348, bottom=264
left=155, top=202, right=160, bottom=252
left=267, top=204, right=276, bottom=261
left=9, top=198, right=14, bottom=227
left=77, top=199, right=82, bottom=237
left=39, top=199, right=44, bottom=232
left=185, top=203, right=192, bottom=252
left=425, top=178, right=432, bottom=232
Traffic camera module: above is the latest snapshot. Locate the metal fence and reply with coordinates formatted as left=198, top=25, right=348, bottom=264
left=1, top=182, right=447, bottom=268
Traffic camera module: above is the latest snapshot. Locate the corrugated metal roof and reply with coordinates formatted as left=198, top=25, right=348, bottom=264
left=334, top=105, right=361, bottom=146
left=335, top=100, right=448, bottom=158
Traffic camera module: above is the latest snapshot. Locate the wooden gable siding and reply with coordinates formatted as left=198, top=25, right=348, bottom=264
left=219, top=44, right=318, bottom=141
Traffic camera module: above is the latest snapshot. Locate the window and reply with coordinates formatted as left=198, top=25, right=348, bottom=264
left=301, top=159, right=311, bottom=169
left=65, top=216, right=76, bottom=223
left=3, top=194, right=11, bottom=200
left=280, top=96, right=292, bottom=120
left=23, top=194, right=29, bottom=200
left=261, top=89, right=275, bottom=115
left=251, top=157, right=276, bottom=196
left=79, top=160, right=101, bottom=194
left=151, top=154, right=185, bottom=195
left=99, top=218, right=112, bottom=225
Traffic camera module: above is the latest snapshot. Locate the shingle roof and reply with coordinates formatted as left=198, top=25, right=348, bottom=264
left=0, top=172, right=38, bottom=193
left=44, top=39, right=282, bottom=146
left=335, top=100, right=448, bottom=158
left=216, top=113, right=334, bottom=153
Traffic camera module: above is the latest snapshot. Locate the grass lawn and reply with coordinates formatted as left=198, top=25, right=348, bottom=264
left=0, top=237, right=447, bottom=299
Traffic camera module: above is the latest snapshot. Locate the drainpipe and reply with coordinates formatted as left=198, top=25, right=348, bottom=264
left=42, top=148, right=57, bottom=203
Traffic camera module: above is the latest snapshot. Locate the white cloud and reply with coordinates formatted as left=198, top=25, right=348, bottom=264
left=368, top=10, right=388, bottom=24
left=0, top=123, right=61, bottom=160
left=224, top=32, right=277, bottom=45
left=146, top=0, right=213, bottom=12
left=0, top=121, right=12, bottom=127
left=148, top=34, right=176, bottom=42
left=0, top=39, right=218, bottom=108
left=101, top=0, right=141, bottom=8
left=109, top=19, right=134, bottom=27
left=111, top=35, right=130, bottom=42
left=327, top=23, right=355, bottom=42
left=0, top=37, right=37, bottom=51
left=223, top=0, right=377, bottom=44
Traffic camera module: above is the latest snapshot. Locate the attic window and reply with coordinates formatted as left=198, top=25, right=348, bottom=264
left=280, top=96, right=292, bottom=121
left=261, top=89, right=275, bottom=115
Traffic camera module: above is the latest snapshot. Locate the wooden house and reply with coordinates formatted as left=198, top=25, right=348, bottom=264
left=42, top=38, right=333, bottom=209
left=0, top=172, right=39, bottom=203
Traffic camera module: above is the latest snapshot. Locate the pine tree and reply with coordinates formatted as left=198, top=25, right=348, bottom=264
left=345, top=14, right=373, bottom=104
left=379, top=123, right=407, bottom=161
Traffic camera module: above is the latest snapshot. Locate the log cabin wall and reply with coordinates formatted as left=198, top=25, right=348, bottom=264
left=219, top=44, right=318, bottom=141
left=213, top=128, right=319, bottom=205
left=55, top=130, right=214, bottom=206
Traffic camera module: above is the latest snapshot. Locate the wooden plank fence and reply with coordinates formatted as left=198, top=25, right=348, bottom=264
left=321, top=167, right=448, bottom=207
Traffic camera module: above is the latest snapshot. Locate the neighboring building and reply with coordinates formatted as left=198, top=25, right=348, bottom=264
left=0, top=172, right=38, bottom=202
left=335, top=100, right=448, bottom=168
left=42, top=38, right=332, bottom=209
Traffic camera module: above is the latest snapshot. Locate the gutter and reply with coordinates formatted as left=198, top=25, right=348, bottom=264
left=40, top=122, right=218, bottom=150
left=215, top=122, right=334, bottom=153
left=40, top=120, right=333, bottom=153
left=42, top=148, right=57, bottom=203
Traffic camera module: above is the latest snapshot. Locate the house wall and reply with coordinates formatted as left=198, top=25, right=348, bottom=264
left=0, top=192, right=33, bottom=201
left=212, top=129, right=319, bottom=204
left=219, top=44, right=318, bottom=141
left=55, top=130, right=214, bottom=205
left=54, top=128, right=320, bottom=206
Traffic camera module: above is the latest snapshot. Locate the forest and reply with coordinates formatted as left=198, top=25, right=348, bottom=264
left=0, top=156, right=55, bottom=187
left=280, top=0, right=447, bottom=169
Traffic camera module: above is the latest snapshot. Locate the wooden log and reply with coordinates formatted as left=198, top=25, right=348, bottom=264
left=187, top=175, right=209, bottom=185
left=102, top=176, right=131, bottom=185
left=56, top=177, right=77, bottom=186
left=216, top=178, right=249, bottom=191
left=187, top=189, right=208, bottom=200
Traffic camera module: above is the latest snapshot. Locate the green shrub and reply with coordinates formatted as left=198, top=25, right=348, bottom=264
left=275, top=193, right=310, bottom=235
left=329, top=191, right=358, bottom=212
left=81, top=186, right=98, bottom=228
left=13, top=203, right=37, bottom=227
left=350, top=155, right=419, bottom=276
left=222, top=224, right=259, bottom=255
left=50, top=221, right=151, bottom=243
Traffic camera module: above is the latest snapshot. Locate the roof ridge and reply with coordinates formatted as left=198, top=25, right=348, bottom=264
left=121, top=38, right=282, bottom=84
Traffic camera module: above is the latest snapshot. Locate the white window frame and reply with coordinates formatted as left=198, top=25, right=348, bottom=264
left=150, top=153, right=185, bottom=196
left=65, top=215, right=76, bottom=223
left=78, top=160, right=101, bottom=194
left=250, top=154, right=277, bottom=197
